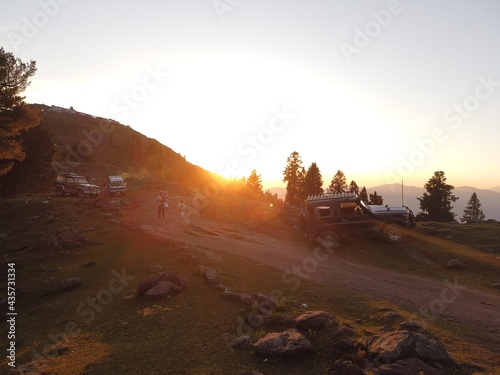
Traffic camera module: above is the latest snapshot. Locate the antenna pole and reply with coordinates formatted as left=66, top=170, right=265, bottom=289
left=401, top=179, right=404, bottom=206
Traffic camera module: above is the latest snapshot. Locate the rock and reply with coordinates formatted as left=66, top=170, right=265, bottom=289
left=398, top=321, right=423, bottom=332
left=203, top=267, right=218, bottom=284
left=373, top=358, right=441, bottom=375
left=144, top=281, right=181, bottom=300
left=361, top=330, right=453, bottom=368
left=254, top=293, right=276, bottom=311
left=338, top=326, right=357, bottom=338
left=83, top=261, right=96, bottom=267
left=31, top=238, right=58, bottom=251
left=447, top=259, right=463, bottom=269
left=60, top=239, right=83, bottom=249
left=150, top=264, right=163, bottom=273
left=377, top=307, right=393, bottom=312
left=232, top=335, right=251, bottom=349
left=489, top=283, right=500, bottom=290
left=253, top=328, right=311, bottom=357
left=56, top=277, right=83, bottom=293
left=240, top=371, right=264, bottom=375
left=380, top=311, right=400, bottom=323
left=295, top=310, right=335, bottom=331
left=332, top=338, right=356, bottom=353
left=222, top=289, right=254, bottom=305
left=137, top=271, right=185, bottom=295
left=327, top=360, right=366, bottom=375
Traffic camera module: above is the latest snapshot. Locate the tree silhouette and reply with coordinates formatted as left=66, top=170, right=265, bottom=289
left=0, top=124, right=55, bottom=195
left=283, top=151, right=304, bottom=205
left=359, top=186, right=369, bottom=203
left=303, top=162, right=323, bottom=198
left=348, top=180, right=359, bottom=194
left=417, top=171, right=458, bottom=222
left=328, top=170, right=347, bottom=193
left=246, top=169, right=263, bottom=195
left=460, top=192, right=485, bottom=223
left=0, top=48, right=40, bottom=176
left=369, top=191, right=384, bottom=205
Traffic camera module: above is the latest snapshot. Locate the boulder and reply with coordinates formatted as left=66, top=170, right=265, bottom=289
left=203, top=267, right=218, bottom=284
left=253, top=328, right=311, bottom=357
left=397, top=321, right=423, bottom=332
left=332, top=338, right=356, bottom=353
left=327, top=360, right=366, bottom=375
left=373, top=358, right=441, bottom=375
left=144, top=281, right=181, bottom=300
left=447, top=259, right=463, bottom=269
left=361, top=330, right=453, bottom=368
left=137, top=271, right=185, bottom=295
left=254, top=293, right=276, bottom=311
left=56, top=277, right=83, bottom=293
left=295, top=310, right=335, bottom=331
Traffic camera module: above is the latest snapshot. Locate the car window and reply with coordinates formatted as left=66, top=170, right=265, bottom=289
left=316, top=206, right=330, bottom=217
left=66, top=178, right=75, bottom=183
left=340, top=202, right=359, bottom=216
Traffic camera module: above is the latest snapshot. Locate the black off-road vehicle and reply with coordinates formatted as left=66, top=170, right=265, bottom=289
left=54, top=172, right=100, bottom=198
left=298, top=193, right=415, bottom=248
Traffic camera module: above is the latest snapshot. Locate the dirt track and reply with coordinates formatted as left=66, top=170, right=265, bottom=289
left=123, top=193, right=500, bottom=343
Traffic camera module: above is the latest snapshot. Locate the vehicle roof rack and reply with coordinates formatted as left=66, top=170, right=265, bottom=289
left=306, top=192, right=357, bottom=202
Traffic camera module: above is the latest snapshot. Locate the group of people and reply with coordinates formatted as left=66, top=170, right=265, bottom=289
left=156, top=191, right=186, bottom=219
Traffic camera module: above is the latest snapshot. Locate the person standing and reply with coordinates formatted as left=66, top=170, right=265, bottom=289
left=178, top=199, right=186, bottom=218
left=157, top=191, right=165, bottom=219
left=104, top=180, right=110, bottom=196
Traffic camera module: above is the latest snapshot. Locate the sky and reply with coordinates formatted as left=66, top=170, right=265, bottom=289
left=1, top=0, right=500, bottom=190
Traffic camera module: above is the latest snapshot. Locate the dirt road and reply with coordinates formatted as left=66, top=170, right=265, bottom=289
left=123, top=193, right=500, bottom=342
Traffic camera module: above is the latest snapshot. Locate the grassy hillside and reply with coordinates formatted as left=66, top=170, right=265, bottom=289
left=5, top=104, right=218, bottom=194
left=0, top=182, right=499, bottom=374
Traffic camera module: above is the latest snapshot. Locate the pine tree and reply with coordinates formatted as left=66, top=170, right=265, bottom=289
left=0, top=48, right=40, bottom=176
left=0, top=124, right=55, bottom=195
left=348, top=180, right=359, bottom=194
left=359, top=186, right=369, bottom=203
left=303, top=162, right=324, bottom=198
left=369, top=191, right=384, bottom=205
left=417, top=171, right=458, bottom=222
left=328, top=170, right=347, bottom=193
left=283, top=151, right=304, bottom=205
left=460, top=192, right=485, bottom=223
left=246, top=169, right=263, bottom=195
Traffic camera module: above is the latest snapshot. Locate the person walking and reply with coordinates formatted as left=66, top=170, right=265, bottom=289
left=157, top=191, right=165, bottom=219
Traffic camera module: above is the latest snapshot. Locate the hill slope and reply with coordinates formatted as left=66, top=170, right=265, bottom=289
left=36, top=104, right=215, bottom=187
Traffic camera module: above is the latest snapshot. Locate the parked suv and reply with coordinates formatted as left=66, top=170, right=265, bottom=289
left=54, top=173, right=100, bottom=198
left=107, top=175, right=126, bottom=196
left=299, top=193, right=415, bottom=248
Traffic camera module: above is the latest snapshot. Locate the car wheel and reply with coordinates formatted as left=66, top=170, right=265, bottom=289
left=76, top=189, right=86, bottom=198
left=55, top=186, right=64, bottom=196
left=317, top=230, right=340, bottom=249
left=384, top=224, right=405, bottom=243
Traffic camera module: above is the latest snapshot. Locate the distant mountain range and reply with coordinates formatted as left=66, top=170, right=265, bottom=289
left=489, top=186, right=500, bottom=194
left=267, top=184, right=500, bottom=220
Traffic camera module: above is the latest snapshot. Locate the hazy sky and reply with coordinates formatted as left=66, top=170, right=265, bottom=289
left=2, top=0, right=500, bottom=189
